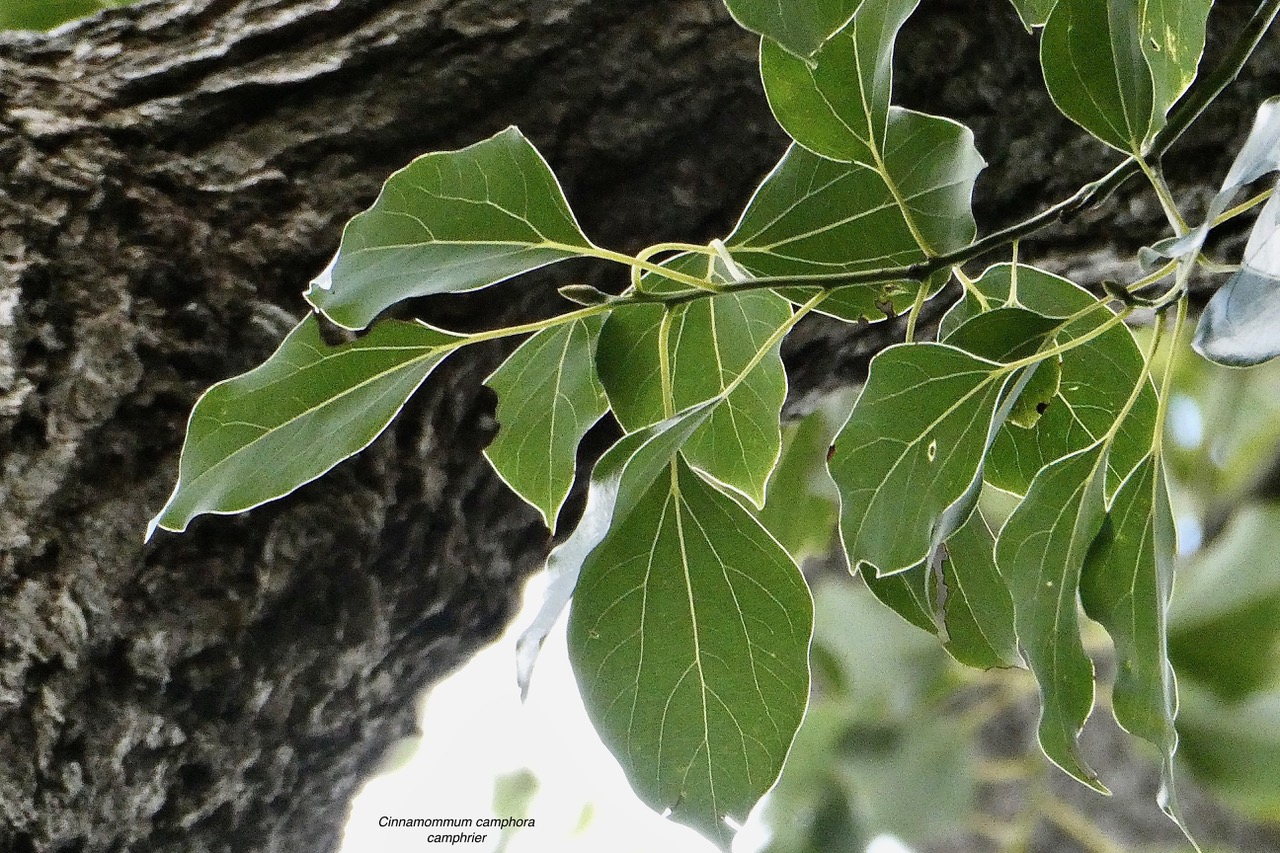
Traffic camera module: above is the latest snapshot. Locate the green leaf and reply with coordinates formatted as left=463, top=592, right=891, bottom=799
left=305, top=127, right=595, bottom=330
left=1040, top=0, right=1154, bottom=153
left=1140, top=0, right=1212, bottom=134
left=760, top=0, right=919, bottom=165
left=1080, top=455, right=1190, bottom=836
left=726, top=110, right=982, bottom=323
left=749, top=393, right=849, bottom=563
left=943, top=264, right=1156, bottom=494
left=1009, top=0, right=1057, bottom=29
left=942, top=510, right=1021, bottom=669
left=597, top=255, right=792, bottom=506
left=569, top=458, right=812, bottom=850
left=995, top=442, right=1110, bottom=792
left=863, top=563, right=938, bottom=634
left=829, top=343, right=1012, bottom=575
left=148, top=315, right=463, bottom=538
left=723, top=0, right=862, bottom=61
left=483, top=316, right=609, bottom=532
left=515, top=399, right=720, bottom=694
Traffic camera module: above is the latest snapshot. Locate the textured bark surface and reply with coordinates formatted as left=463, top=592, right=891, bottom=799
left=0, top=1, right=1276, bottom=851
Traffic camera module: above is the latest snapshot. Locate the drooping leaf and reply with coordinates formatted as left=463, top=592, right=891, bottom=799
left=1009, top=0, right=1057, bottom=29
left=1193, top=186, right=1280, bottom=366
left=829, top=343, right=1012, bottom=575
left=1140, top=0, right=1212, bottom=133
left=942, top=509, right=1021, bottom=670
left=148, top=315, right=463, bottom=538
left=568, top=457, right=812, bottom=850
left=515, top=399, right=719, bottom=695
left=483, top=316, right=609, bottom=532
left=596, top=254, right=792, bottom=506
left=305, top=127, right=596, bottom=330
left=943, top=264, right=1156, bottom=493
left=760, top=0, right=919, bottom=165
left=723, top=0, right=862, bottom=61
left=726, top=110, right=982, bottom=323
left=995, top=442, right=1110, bottom=792
left=863, top=562, right=938, bottom=634
left=1080, top=455, right=1190, bottom=836
left=1040, top=0, right=1154, bottom=153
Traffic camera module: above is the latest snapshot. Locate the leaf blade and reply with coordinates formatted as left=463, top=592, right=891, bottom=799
left=149, top=315, right=462, bottom=537
left=1081, top=454, right=1191, bottom=836
left=1041, top=0, right=1154, bottom=153
left=723, top=0, right=863, bottom=60
left=569, top=458, right=812, bottom=849
left=996, top=442, right=1110, bottom=791
left=306, top=127, right=595, bottom=330
left=484, top=316, right=609, bottom=531
left=829, top=343, right=1009, bottom=575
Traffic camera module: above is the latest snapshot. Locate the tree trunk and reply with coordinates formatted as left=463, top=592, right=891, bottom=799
left=0, top=1, right=1273, bottom=850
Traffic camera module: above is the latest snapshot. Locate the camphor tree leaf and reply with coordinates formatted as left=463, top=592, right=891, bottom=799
left=1140, top=0, right=1212, bottom=131
left=148, top=315, right=464, bottom=538
left=942, top=264, right=1156, bottom=494
left=596, top=254, right=792, bottom=506
left=726, top=109, right=982, bottom=323
left=515, top=398, right=719, bottom=695
left=996, top=442, right=1110, bottom=792
left=483, top=316, right=609, bottom=532
left=305, top=126, right=596, bottom=330
left=1040, top=0, right=1154, bottom=153
left=1193, top=186, right=1280, bottom=366
left=760, top=0, right=919, bottom=166
left=747, top=390, right=851, bottom=563
left=569, top=457, right=812, bottom=851
left=722, top=0, right=862, bottom=61
left=942, top=509, right=1020, bottom=670
left=863, top=562, right=938, bottom=634
left=1009, top=0, right=1057, bottom=30
left=1080, top=454, right=1190, bottom=834
left=829, top=343, right=1015, bottom=576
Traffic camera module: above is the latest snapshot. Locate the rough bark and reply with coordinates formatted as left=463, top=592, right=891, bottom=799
left=0, top=1, right=1276, bottom=851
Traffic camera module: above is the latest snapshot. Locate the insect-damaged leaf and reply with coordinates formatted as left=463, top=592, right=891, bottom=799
left=569, top=457, right=812, bottom=851
left=484, top=316, right=609, bottom=532
left=596, top=254, right=792, bottom=507
left=996, top=442, right=1109, bottom=792
left=306, top=127, right=596, bottom=330
left=829, top=343, right=1011, bottom=576
left=1081, top=455, right=1192, bottom=838
left=148, top=315, right=463, bottom=538
left=723, top=0, right=861, bottom=61
left=942, top=264, right=1156, bottom=494
left=726, top=109, right=982, bottom=323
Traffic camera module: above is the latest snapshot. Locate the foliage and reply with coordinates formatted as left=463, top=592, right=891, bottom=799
left=147, top=0, right=1280, bottom=850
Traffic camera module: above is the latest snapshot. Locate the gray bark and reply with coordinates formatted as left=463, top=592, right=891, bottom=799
left=0, top=0, right=1276, bottom=851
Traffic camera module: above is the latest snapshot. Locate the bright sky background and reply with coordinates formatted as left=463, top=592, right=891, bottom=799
left=338, top=573, right=918, bottom=853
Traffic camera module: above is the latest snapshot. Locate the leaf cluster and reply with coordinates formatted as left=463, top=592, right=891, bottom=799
left=149, top=0, right=1280, bottom=848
